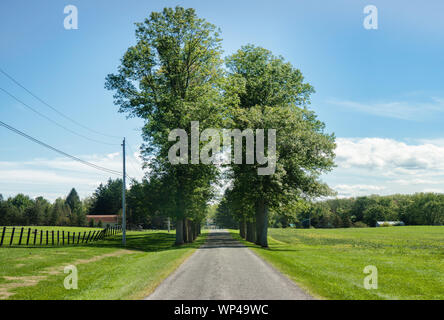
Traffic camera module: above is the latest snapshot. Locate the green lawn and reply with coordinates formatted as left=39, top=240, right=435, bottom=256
left=230, top=226, right=444, bottom=300
left=0, top=229, right=207, bottom=299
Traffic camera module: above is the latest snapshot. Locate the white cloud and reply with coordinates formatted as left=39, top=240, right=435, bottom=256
left=324, top=137, right=444, bottom=197
left=0, top=150, right=145, bottom=201
left=335, top=137, right=444, bottom=172
left=333, top=184, right=385, bottom=197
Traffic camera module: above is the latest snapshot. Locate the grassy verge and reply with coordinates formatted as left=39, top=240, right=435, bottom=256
left=0, top=229, right=207, bottom=300
left=230, top=226, right=444, bottom=300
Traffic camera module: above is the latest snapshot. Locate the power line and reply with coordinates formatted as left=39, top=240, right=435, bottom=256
left=0, top=67, right=121, bottom=139
left=0, top=120, right=122, bottom=176
left=126, top=143, right=142, bottom=173
left=0, top=86, right=119, bottom=146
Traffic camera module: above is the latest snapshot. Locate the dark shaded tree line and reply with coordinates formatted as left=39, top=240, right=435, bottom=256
left=0, top=189, right=85, bottom=227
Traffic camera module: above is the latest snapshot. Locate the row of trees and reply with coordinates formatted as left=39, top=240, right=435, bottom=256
left=263, top=193, right=444, bottom=229
left=0, top=189, right=86, bottom=227
left=0, top=178, right=172, bottom=229
left=105, top=6, right=336, bottom=246
left=215, top=192, right=444, bottom=230
left=305, top=193, right=444, bottom=228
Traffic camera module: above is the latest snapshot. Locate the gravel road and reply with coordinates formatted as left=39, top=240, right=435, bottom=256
left=145, top=229, right=314, bottom=300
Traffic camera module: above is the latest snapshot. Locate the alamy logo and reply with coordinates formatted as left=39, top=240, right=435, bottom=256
left=63, top=5, right=78, bottom=30
left=64, top=265, right=78, bottom=289
left=168, top=121, right=277, bottom=175
left=363, top=265, right=378, bottom=289
left=363, top=5, right=378, bottom=30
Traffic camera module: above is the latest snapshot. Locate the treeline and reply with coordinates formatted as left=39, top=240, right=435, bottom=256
left=0, top=189, right=87, bottom=227
left=215, top=193, right=444, bottom=229
left=0, top=178, right=171, bottom=229
left=272, top=193, right=444, bottom=228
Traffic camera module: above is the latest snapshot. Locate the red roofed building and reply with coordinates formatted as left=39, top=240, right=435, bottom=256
left=86, top=215, right=119, bottom=227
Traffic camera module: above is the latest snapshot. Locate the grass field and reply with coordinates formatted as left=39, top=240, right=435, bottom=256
left=0, top=228, right=207, bottom=299
left=231, top=226, right=444, bottom=300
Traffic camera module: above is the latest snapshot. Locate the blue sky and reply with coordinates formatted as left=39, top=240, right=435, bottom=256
left=1, top=0, right=444, bottom=200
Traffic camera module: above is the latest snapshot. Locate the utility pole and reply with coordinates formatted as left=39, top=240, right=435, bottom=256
left=122, top=138, right=126, bottom=245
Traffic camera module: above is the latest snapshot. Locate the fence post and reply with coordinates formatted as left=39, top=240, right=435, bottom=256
left=40, top=230, right=43, bottom=245
left=72, top=232, right=75, bottom=244
left=82, top=231, right=86, bottom=243
left=18, top=227, right=24, bottom=245
left=9, top=227, right=15, bottom=245
left=52, top=231, right=54, bottom=245
left=33, top=229, right=37, bottom=245
left=86, top=231, right=92, bottom=243
left=62, top=231, right=65, bottom=245
left=67, top=232, right=70, bottom=244
left=77, top=232, right=80, bottom=244
left=57, top=231, right=59, bottom=245
left=26, top=228, right=31, bottom=245
left=0, top=227, right=6, bottom=246
left=46, top=230, right=48, bottom=245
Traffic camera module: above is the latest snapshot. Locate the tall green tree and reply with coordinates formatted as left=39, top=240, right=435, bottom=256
left=105, top=6, right=225, bottom=244
left=89, top=179, right=122, bottom=216
left=225, top=45, right=336, bottom=246
left=65, top=188, right=85, bottom=226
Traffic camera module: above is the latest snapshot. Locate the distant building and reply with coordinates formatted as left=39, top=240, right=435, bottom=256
left=86, top=215, right=118, bottom=227
left=376, top=221, right=405, bottom=227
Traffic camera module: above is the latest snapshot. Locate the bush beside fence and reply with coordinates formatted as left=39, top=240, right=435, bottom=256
left=0, top=225, right=122, bottom=247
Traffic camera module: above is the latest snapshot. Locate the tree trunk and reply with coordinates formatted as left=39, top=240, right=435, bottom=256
left=246, top=221, right=256, bottom=243
left=191, top=222, right=195, bottom=241
left=239, top=217, right=246, bottom=239
left=246, top=222, right=251, bottom=242
left=255, top=198, right=268, bottom=247
left=255, top=198, right=269, bottom=247
left=183, top=219, right=189, bottom=243
left=188, top=220, right=193, bottom=242
left=175, top=219, right=184, bottom=245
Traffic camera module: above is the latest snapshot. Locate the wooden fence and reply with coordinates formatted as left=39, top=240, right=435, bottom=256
left=0, top=225, right=122, bottom=247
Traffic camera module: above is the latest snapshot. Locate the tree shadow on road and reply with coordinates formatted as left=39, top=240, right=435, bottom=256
left=228, top=230, right=301, bottom=252
left=73, top=231, right=207, bottom=253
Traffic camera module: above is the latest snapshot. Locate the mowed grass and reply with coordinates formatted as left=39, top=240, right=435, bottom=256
left=230, top=226, right=444, bottom=300
left=0, top=229, right=207, bottom=299
left=0, top=226, right=102, bottom=246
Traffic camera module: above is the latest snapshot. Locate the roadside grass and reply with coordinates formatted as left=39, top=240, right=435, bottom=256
left=230, top=226, right=444, bottom=300
left=0, top=226, right=102, bottom=246
left=0, top=230, right=207, bottom=300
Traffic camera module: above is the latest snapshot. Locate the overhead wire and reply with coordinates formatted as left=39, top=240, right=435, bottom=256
left=0, top=120, right=122, bottom=176
left=0, top=86, right=119, bottom=146
left=0, top=67, right=121, bottom=139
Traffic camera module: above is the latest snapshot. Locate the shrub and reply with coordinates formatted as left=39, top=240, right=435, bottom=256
left=353, top=221, right=368, bottom=228
left=88, top=219, right=95, bottom=227
left=97, top=220, right=103, bottom=228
